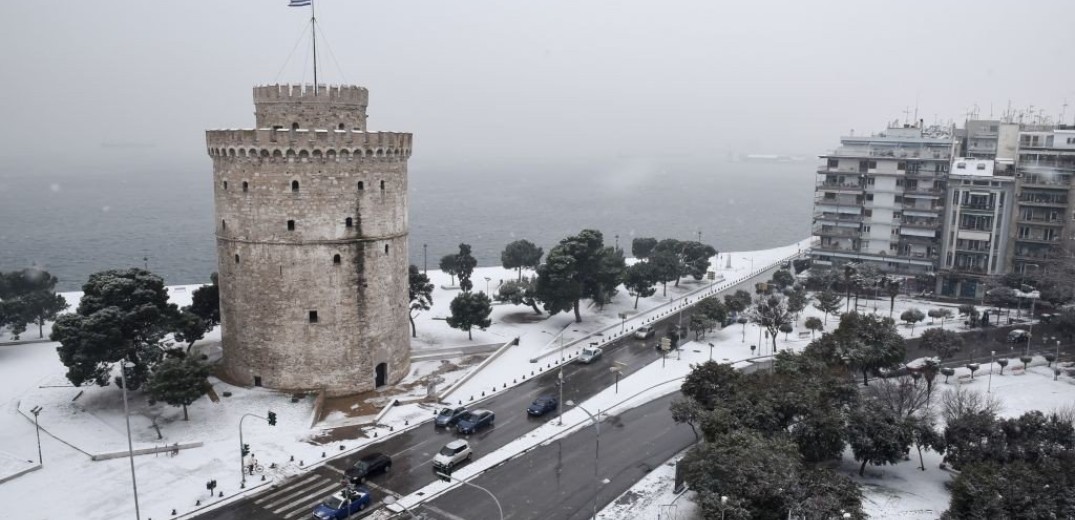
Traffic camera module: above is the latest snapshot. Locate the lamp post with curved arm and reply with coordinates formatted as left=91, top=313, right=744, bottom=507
left=431, top=471, right=504, bottom=520
left=566, top=400, right=601, bottom=519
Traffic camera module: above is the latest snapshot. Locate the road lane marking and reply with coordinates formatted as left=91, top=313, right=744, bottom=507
left=264, top=479, right=335, bottom=511
left=273, top=481, right=338, bottom=516
left=253, top=474, right=320, bottom=504
left=280, top=485, right=347, bottom=519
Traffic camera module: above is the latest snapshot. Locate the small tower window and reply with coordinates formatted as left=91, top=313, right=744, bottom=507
left=384, top=244, right=390, bottom=254
left=309, top=310, right=319, bottom=323
left=242, top=181, right=249, bottom=192
left=338, top=123, right=345, bottom=130
left=345, top=217, right=353, bottom=228
left=287, top=220, right=295, bottom=231
left=291, top=122, right=299, bottom=131
left=357, top=181, right=364, bottom=191
left=223, top=180, right=228, bottom=190
left=291, top=180, right=300, bottom=192
left=333, top=254, right=341, bottom=265
left=221, top=219, right=226, bottom=230
left=380, top=180, right=386, bottom=190
left=234, top=254, right=240, bottom=264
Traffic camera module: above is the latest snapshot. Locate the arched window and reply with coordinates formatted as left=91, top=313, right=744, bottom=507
left=287, top=220, right=295, bottom=231
left=345, top=217, right=353, bottom=228
left=291, top=122, right=300, bottom=131
left=380, top=180, right=386, bottom=190
left=357, top=181, right=364, bottom=191
left=338, top=123, right=345, bottom=130
left=242, top=181, right=249, bottom=192
left=291, top=180, right=299, bottom=192
left=333, top=254, right=341, bottom=265
left=221, top=219, right=226, bottom=230
left=234, top=254, right=240, bottom=264
left=384, top=244, right=389, bottom=254
left=223, top=180, right=228, bottom=190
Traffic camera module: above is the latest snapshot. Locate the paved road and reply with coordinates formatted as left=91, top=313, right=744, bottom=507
left=416, top=393, right=693, bottom=520
left=193, top=262, right=790, bottom=520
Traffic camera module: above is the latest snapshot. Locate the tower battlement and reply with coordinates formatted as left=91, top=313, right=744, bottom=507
left=206, top=128, right=412, bottom=158
left=254, top=84, right=369, bottom=131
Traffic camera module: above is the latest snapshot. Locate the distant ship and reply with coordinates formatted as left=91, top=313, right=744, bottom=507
left=731, top=153, right=808, bottom=163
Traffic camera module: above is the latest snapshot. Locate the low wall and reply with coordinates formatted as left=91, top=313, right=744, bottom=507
left=437, top=337, right=519, bottom=400
left=90, top=442, right=203, bottom=461
left=411, top=343, right=503, bottom=362
left=0, top=463, right=41, bottom=485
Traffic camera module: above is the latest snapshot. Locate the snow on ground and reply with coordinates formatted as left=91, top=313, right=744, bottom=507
left=0, top=240, right=811, bottom=520
left=596, top=451, right=697, bottom=520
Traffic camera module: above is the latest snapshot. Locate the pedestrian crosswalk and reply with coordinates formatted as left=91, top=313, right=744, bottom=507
left=252, top=472, right=348, bottom=519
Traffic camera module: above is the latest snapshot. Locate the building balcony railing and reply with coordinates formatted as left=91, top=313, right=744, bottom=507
left=1015, top=236, right=1062, bottom=244
left=1020, top=180, right=1070, bottom=190
left=954, top=247, right=991, bottom=255
left=817, top=166, right=867, bottom=175
left=815, top=182, right=864, bottom=193
left=903, top=203, right=943, bottom=212
left=960, top=204, right=996, bottom=212
left=901, top=219, right=940, bottom=229
left=813, top=225, right=861, bottom=238
left=1017, top=217, right=1065, bottom=226
left=1018, top=197, right=1068, bottom=207
left=948, top=265, right=989, bottom=274
left=904, top=186, right=945, bottom=195
left=814, top=212, right=863, bottom=223
left=813, top=242, right=859, bottom=253
left=1013, top=252, right=1051, bottom=261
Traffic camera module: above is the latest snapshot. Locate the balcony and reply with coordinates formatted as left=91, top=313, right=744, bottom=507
left=960, top=204, right=996, bottom=212
left=815, top=182, right=864, bottom=194
left=1017, top=217, right=1065, bottom=226
left=901, top=218, right=940, bottom=230
left=1015, top=235, right=1062, bottom=245
left=1020, top=178, right=1071, bottom=190
left=903, top=202, right=942, bottom=213
left=813, top=225, right=861, bottom=239
left=814, top=242, right=859, bottom=253
left=814, top=212, right=863, bottom=223
left=947, top=264, right=989, bottom=274
left=1018, top=196, right=1068, bottom=207
left=899, top=234, right=937, bottom=244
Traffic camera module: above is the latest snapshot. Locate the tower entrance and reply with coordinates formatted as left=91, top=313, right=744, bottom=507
left=375, top=363, right=387, bottom=388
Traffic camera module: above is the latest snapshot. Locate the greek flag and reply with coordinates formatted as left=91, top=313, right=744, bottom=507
left=289, top=0, right=311, bottom=6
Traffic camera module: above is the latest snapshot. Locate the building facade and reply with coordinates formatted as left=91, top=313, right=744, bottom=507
left=1009, top=128, right=1075, bottom=275
left=812, top=124, right=955, bottom=276
left=937, top=158, right=1016, bottom=299
left=206, top=84, right=413, bottom=396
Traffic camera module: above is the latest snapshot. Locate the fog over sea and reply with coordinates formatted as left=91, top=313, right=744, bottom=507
left=0, top=158, right=813, bottom=292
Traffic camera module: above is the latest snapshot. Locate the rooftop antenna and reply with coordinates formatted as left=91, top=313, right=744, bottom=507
left=902, top=106, right=912, bottom=126
left=1059, top=99, right=1068, bottom=125
left=914, top=93, right=919, bottom=127
left=289, top=0, right=318, bottom=93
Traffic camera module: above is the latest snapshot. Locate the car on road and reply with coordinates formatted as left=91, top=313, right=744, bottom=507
left=527, top=395, right=558, bottom=416
left=1008, top=329, right=1031, bottom=343
left=344, top=452, right=391, bottom=484
left=578, top=346, right=603, bottom=364
left=434, top=406, right=468, bottom=428
left=433, top=439, right=472, bottom=471
left=634, top=325, right=656, bottom=339
left=456, top=409, right=496, bottom=434
left=311, top=487, right=372, bottom=519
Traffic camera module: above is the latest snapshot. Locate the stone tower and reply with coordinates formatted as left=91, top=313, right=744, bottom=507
left=206, top=84, right=412, bottom=396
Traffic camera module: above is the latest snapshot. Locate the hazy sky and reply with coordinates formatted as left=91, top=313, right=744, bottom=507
left=2, top=0, right=1074, bottom=171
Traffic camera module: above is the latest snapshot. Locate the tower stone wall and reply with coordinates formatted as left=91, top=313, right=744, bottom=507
left=206, top=84, right=411, bottom=396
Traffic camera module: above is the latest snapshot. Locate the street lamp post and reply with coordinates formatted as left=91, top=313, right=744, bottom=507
left=719, top=495, right=728, bottom=520
left=615, top=234, right=619, bottom=251
left=29, top=406, right=43, bottom=465
left=988, top=350, right=995, bottom=393
left=119, top=360, right=141, bottom=520
left=1027, top=294, right=1037, bottom=356
left=484, top=276, right=491, bottom=295
left=566, top=401, right=601, bottom=520
left=423, top=243, right=428, bottom=274
left=708, top=342, right=714, bottom=361
left=742, top=257, right=754, bottom=274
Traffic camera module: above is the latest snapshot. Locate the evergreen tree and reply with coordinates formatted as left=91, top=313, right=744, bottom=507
left=408, top=265, right=434, bottom=337
left=723, top=290, right=752, bottom=316
left=0, top=268, right=67, bottom=339
left=623, top=261, right=658, bottom=309
left=804, top=312, right=905, bottom=386
left=846, top=400, right=915, bottom=476
left=145, top=352, right=212, bottom=421
left=52, top=268, right=179, bottom=390
left=496, top=277, right=543, bottom=315
left=920, top=328, right=963, bottom=361
left=813, top=289, right=843, bottom=324
left=804, top=316, right=823, bottom=339
left=771, top=269, right=795, bottom=289
left=455, top=243, right=477, bottom=293
left=447, top=291, right=492, bottom=340
left=534, top=230, right=622, bottom=322
left=786, top=284, right=808, bottom=317
left=696, top=297, right=728, bottom=325
left=173, top=308, right=210, bottom=352
left=900, top=308, right=926, bottom=336
left=882, top=276, right=902, bottom=318
left=439, top=254, right=460, bottom=286
left=188, top=273, right=220, bottom=327
left=631, top=237, right=658, bottom=260
left=500, top=239, right=543, bottom=281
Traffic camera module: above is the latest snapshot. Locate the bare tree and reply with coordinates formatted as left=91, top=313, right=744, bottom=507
left=941, top=387, right=1002, bottom=424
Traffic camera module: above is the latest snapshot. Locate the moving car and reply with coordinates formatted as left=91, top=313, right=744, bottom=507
left=344, top=452, right=391, bottom=484
left=434, top=406, right=468, bottom=428
left=456, top=409, right=496, bottom=434
left=1007, top=329, right=1031, bottom=343
left=433, top=439, right=472, bottom=471
left=311, top=487, right=372, bottom=519
left=578, top=346, right=603, bottom=364
left=527, top=395, right=558, bottom=416
left=634, top=325, right=656, bottom=339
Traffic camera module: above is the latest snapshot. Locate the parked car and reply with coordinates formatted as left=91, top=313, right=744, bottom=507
left=433, top=439, right=472, bottom=471
left=527, top=395, right=558, bottom=416
left=1008, top=329, right=1031, bottom=343
left=634, top=325, right=656, bottom=339
left=311, top=487, right=372, bottom=519
left=434, top=406, right=468, bottom=428
left=578, top=346, right=603, bottom=364
left=345, top=452, right=391, bottom=484
left=456, top=409, right=496, bottom=434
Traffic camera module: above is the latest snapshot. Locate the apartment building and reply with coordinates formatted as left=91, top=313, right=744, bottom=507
left=812, top=124, right=955, bottom=276
left=937, top=158, right=1016, bottom=299
left=1009, top=128, right=1075, bottom=274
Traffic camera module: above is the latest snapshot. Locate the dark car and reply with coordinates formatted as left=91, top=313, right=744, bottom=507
left=435, top=406, right=468, bottom=428
left=527, top=395, right=558, bottom=416
left=311, top=487, right=371, bottom=519
left=345, top=452, right=391, bottom=483
left=456, top=409, right=495, bottom=434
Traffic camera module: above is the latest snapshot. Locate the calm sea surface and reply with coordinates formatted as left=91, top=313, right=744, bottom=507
left=0, top=158, right=813, bottom=291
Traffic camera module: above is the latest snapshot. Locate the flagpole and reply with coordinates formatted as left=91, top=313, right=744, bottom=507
left=311, top=0, right=318, bottom=94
